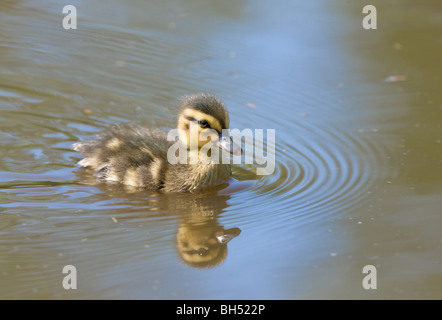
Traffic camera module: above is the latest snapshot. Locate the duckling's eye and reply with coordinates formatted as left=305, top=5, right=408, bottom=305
left=199, top=120, right=209, bottom=128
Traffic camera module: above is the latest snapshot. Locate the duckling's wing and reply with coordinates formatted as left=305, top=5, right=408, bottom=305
left=73, top=126, right=172, bottom=189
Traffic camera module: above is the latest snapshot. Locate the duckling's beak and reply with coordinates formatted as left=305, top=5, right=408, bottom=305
left=217, top=133, right=243, bottom=156
left=215, top=228, right=241, bottom=244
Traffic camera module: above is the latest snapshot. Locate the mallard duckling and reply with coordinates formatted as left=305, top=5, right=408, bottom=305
left=72, top=93, right=242, bottom=192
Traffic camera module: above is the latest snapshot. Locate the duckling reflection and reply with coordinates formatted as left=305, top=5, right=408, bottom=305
left=177, top=218, right=241, bottom=269
left=167, top=190, right=241, bottom=268
left=73, top=176, right=243, bottom=269
left=176, top=209, right=241, bottom=268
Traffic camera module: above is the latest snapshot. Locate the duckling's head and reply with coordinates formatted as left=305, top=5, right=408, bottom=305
left=177, top=93, right=241, bottom=156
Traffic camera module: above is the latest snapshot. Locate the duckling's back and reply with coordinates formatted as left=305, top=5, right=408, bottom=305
left=73, top=125, right=172, bottom=189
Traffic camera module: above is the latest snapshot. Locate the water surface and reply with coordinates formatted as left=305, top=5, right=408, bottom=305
left=0, top=0, right=441, bottom=299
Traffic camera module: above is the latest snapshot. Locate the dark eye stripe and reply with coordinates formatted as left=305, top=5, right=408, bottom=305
left=184, top=115, right=196, bottom=122
left=183, top=115, right=218, bottom=131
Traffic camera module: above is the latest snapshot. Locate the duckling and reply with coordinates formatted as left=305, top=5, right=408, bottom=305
left=72, top=93, right=242, bottom=192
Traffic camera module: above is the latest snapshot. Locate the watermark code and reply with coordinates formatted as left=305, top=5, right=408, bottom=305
left=62, top=5, right=378, bottom=31
left=60, top=264, right=377, bottom=291
left=62, top=265, right=77, bottom=289
left=362, top=5, right=377, bottom=30
left=362, top=264, right=377, bottom=290
left=176, top=304, right=265, bottom=317
left=166, top=122, right=276, bottom=175
left=62, top=5, right=77, bottom=30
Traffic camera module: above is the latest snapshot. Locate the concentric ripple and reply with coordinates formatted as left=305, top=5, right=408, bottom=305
left=227, top=117, right=399, bottom=228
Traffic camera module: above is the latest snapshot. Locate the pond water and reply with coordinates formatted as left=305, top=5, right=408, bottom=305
left=0, top=0, right=441, bottom=299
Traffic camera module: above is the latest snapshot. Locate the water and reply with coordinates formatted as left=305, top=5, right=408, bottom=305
left=1, top=0, right=441, bottom=299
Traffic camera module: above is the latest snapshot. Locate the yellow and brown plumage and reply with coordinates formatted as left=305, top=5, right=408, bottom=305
left=72, top=93, right=241, bottom=192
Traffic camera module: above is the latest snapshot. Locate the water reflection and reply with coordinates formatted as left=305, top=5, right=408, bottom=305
left=147, top=188, right=242, bottom=269
left=77, top=171, right=242, bottom=269
left=178, top=223, right=240, bottom=268
left=133, top=191, right=242, bottom=269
